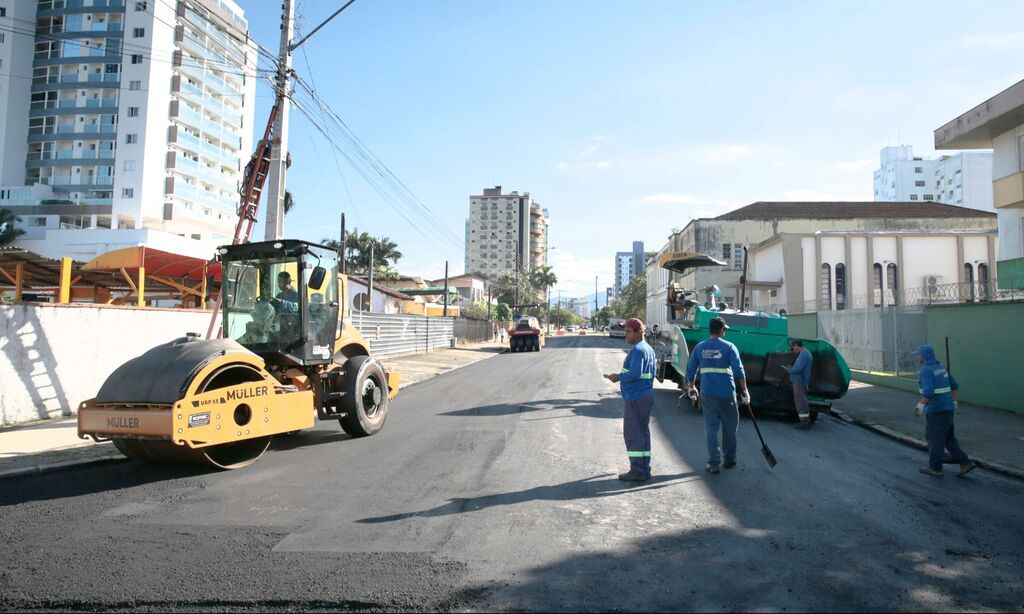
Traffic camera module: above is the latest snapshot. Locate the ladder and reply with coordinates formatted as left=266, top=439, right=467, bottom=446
left=205, top=104, right=281, bottom=340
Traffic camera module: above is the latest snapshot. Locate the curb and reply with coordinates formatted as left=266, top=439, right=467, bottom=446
left=0, top=452, right=126, bottom=481
left=388, top=345, right=507, bottom=392
left=828, top=408, right=1024, bottom=481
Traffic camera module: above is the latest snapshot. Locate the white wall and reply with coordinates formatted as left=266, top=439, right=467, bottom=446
left=801, top=237, right=816, bottom=306
left=902, top=236, right=958, bottom=289
left=0, top=304, right=212, bottom=426
left=851, top=237, right=868, bottom=299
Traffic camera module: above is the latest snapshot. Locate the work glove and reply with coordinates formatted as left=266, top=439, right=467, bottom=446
left=687, top=386, right=699, bottom=403
left=914, top=402, right=925, bottom=417
left=739, top=390, right=751, bottom=405
left=953, top=401, right=958, bottom=410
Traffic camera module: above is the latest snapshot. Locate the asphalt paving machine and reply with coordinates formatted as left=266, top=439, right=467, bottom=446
left=77, top=240, right=399, bottom=469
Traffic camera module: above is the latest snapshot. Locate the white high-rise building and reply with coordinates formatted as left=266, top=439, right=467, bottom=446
left=465, top=185, right=549, bottom=279
left=872, top=146, right=993, bottom=211
left=0, top=0, right=257, bottom=261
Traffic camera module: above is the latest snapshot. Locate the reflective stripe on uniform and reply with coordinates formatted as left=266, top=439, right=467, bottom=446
left=700, top=367, right=731, bottom=375
left=934, top=386, right=952, bottom=394
left=640, top=373, right=653, bottom=379
left=627, top=451, right=651, bottom=457
left=621, top=368, right=630, bottom=373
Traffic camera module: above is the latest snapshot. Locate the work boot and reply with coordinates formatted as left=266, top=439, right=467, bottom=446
left=723, top=459, right=737, bottom=469
left=919, top=466, right=944, bottom=477
left=618, top=471, right=650, bottom=482
left=956, top=462, right=977, bottom=478
left=794, top=418, right=812, bottom=430
left=705, top=463, right=720, bottom=474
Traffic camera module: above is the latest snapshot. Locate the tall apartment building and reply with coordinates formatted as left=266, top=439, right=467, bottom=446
left=612, top=240, right=644, bottom=298
left=872, top=145, right=993, bottom=211
left=0, top=0, right=257, bottom=261
left=465, top=185, right=549, bottom=279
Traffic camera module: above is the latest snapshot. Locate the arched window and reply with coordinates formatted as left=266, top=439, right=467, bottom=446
left=886, top=263, right=898, bottom=306
left=978, top=263, right=990, bottom=301
left=835, top=263, right=847, bottom=310
left=820, top=263, right=832, bottom=310
left=873, top=263, right=883, bottom=307
left=964, top=263, right=975, bottom=302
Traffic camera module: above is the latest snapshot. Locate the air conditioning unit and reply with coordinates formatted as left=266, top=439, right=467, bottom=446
left=923, top=275, right=943, bottom=296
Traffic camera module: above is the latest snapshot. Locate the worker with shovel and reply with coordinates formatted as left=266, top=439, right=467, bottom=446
left=684, top=317, right=750, bottom=474
left=914, top=344, right=976, bottom=478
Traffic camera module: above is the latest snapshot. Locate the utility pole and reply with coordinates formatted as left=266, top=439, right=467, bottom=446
left=594, top=276, right=598, bottom=321
left=263, top=0, right=358, bottom=241
left=443, top=261, right=449, bottom=317
left=367, top=243, right=374, bottom=312
left=263, top=0, right=294, bottom=241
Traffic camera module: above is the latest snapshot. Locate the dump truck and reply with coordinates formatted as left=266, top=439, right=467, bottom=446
left=509, top=315, right=544, bottom=352
left=77, top=240, right=399, bottom=469
left=656, top=251, right=850, bottom=421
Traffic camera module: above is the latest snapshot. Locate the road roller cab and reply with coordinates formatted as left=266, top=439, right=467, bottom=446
left=78, top=239, right=400, bottom=470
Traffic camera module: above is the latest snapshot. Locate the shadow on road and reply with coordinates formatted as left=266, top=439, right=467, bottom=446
left=358, top=472, right=699, bottom=524
left=0, top=461, right=207, bottom=507
left=441, top=396, right=622, bottom=420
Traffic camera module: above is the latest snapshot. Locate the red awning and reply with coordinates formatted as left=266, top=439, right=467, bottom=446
left=82, top=246, right=221, bottom=280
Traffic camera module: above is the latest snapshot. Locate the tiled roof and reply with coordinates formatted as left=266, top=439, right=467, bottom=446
left=714, top=201, right=996, bottom=221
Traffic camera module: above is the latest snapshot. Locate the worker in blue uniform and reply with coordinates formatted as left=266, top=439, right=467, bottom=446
left=684, top=317, right=750, bottom=474
left=914, top=344, right=975, bottom=477
left=605, top=318, right=657, bottom=482
left=787, top=339, right=814, bottom=429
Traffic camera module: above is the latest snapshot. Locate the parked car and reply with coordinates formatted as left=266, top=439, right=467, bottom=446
left=608, top=319, right=627, bottom=338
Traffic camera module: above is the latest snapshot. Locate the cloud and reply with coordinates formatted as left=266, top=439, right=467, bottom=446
left=833, top=159, right=876, bottom=172
left=641, top=193, right=703, bottom=205
left=958, top=32, right=1024, bottom=51
left=556, top=160, right=610, bottom=172
left=701, top=144, right=752, bottom=163
left=577, top=143, right=602, bottom=157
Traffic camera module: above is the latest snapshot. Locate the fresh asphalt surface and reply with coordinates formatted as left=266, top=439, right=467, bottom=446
left=2, top=336, right=1023, bottom=612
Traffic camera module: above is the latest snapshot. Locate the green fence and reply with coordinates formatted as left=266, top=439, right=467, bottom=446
left=925, top=301, right=1024, bottom=413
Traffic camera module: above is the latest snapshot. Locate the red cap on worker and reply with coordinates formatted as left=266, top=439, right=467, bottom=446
left=624, top=317, right=645, bottom=331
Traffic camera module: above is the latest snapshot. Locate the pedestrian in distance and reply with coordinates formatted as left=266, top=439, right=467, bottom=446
left=914, top=344, right=976, bottom=478
left=684, top=317, right=750, bottom=474
left=604, top=317, right=657, bottom=483
left=787, top=339, right=814, bottom=429
left=497, top=326, right=507, bottom=344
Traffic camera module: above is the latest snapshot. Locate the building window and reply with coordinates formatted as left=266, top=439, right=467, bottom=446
left=923, top=194, right=934, bottom=201
left=909, top=194, right=918, bottom=201
left=722, top=243, right=731, bottom=267
left=0, top=8, right=5, bottom=17
left=127, top=106, right=139, bottom=117
left=977, top=262, right=991, bottom=300
left=1018, top=135, right=1024, bottom=172
left=915, top=180, right=926, bottom=187
left=886, top=263, right=898, bottom=306
left=133, top=28, right=145, bottom=38
left=122, top=188, right=134, bottom=198
left=123, top=160, right=136, bottom=171
left=125, top=134, right=137, bottom=144
left=964, top=263, right=975, bottom=302
left=820, top=263, right=831, bottom=310
left=835, top=263, right=846, bottom=310
left=129, top=80, right=141, bottom=90
left=873, top=263, right=883, bottom=307
left=914, top=167, right=922, bottom=173
left=733, top=244, right=743, bottom=269
left=0, top=33, right=5, bottom=43
left=131, top=54, right=143, bottom=64
left=135, top=1, right=148, bottom=10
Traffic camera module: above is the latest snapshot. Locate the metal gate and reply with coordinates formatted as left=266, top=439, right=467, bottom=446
left=350, top=312, right=454, bottom=358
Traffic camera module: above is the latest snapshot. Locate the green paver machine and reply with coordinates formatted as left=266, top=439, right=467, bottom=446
left=655, top=251, right=850, bottom=420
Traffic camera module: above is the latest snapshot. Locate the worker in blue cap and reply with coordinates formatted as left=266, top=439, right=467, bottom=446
left=913, top=344, right=975, bottom=477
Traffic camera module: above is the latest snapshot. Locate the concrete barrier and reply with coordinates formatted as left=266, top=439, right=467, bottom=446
left=1, top=303, right=210, bottom=426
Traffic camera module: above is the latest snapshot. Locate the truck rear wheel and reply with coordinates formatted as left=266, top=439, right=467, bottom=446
left=338, top=355, right=389, bottom=437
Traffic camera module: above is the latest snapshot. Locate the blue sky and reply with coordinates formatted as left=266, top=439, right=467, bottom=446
left=235, top=0, right=1022, bottom=299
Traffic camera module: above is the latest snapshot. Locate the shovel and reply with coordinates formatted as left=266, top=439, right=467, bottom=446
left=743, top=402, right=777, bottom=468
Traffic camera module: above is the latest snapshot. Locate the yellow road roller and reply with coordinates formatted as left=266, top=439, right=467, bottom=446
left=78, top=240, right=399, bottom=469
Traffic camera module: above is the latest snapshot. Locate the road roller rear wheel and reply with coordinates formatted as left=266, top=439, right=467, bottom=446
left=338, top=355, right=389, bottom=437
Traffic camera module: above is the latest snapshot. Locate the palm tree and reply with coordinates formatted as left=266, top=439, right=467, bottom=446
left=0, top=208, right=25, bottom=247
left=529, top=265, right=558, bottom=322
left=321, top=230, right=402, bottom=275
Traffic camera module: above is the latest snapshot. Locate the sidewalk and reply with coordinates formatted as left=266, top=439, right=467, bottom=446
left=0, top=340, right=506, bottom=480
left=831, top=380, right=1024, bottom=478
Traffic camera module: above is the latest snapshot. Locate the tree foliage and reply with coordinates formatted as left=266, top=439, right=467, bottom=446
left=495, top=302, right=512, bottom=321
left=460, top=301, right=491, bottom=320
left=594, top=276, right=647, bottom=325
left=0, top=209, right=25, bottom=247
left=321, top=230, right=402, bottom=279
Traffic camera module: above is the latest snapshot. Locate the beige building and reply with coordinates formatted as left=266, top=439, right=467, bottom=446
left=746, top=229, right=998, bottom=314
left=465, top=186, right=549, bottom=279
left=935, top=78, right=1024, bottom=285
left=645, top=201, right=998, bottom=321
